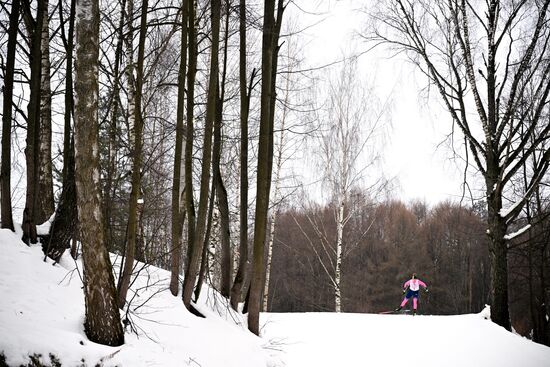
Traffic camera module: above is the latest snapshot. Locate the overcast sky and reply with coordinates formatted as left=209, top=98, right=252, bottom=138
left=288, top=0, right=475, bottom=205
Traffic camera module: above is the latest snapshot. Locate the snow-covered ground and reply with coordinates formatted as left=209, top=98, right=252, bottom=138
left=1, top=227, right=550, bottom=366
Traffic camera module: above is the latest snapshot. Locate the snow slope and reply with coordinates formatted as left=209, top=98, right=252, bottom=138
left=262, top=310, right=550, bottom=367
left=0, top=228, right=275, bottom=366
left=2, top=227, right=550, bottom=367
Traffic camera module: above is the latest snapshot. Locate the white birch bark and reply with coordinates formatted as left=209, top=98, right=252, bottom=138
left=38, top=0, right=54, bottom=222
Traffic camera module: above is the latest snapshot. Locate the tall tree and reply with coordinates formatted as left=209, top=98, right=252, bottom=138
left=74, top=0, right=124, bottom=346
left=182, top=0, right=220, bottom=309
left=118, top=0, right=148, bottom=308
left=248, top=0, right=285, bottom=335
left=182, top=0, right=197, bottom=304
left=230, top=0, right=253, bottom=311
left=170, top=0, right=189, bottom=297
left=1, top=0, right=20, bottom=231
left=42, top=0, right=78, bottom=262
left=319, top=59, right=382, bottom=312
left=21, top=0, right=46, bottom=244
left=103, top=0, right=126, bottom=246
left=37, top=0, right=54, bottom=224
left=213, top=0, right=232, bottom=298
left=370, top=0, right=550, bottom=330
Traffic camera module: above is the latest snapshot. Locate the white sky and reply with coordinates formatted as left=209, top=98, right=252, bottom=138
left=289, top=0, right=471, bottom=205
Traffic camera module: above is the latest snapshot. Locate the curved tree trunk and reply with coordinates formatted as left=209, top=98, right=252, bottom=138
left=230, top=0, right=250, bottom=312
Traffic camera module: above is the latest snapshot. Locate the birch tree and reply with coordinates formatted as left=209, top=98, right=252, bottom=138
left=74, top=0, right=124, bottom=346
left=316, top=58, right=385, bottom=312
left=369, top=0, right=550, bottom=330
left=37, top=0, right=54, bottom=224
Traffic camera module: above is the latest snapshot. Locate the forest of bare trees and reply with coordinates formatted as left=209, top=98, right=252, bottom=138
left=0, top=0, right=548, bottom=348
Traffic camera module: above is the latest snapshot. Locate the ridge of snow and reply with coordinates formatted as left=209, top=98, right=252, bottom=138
left=504, top=224, right=531, bottom=241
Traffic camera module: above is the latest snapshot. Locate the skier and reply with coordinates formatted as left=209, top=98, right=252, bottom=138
left=395, top=273, right=428, bottom=315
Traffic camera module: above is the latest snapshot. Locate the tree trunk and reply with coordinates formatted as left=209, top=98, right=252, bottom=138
left=0, top=0, right=20, bottom=231
left=486, top=172, right=511, bottom=330
left=118, top=0, right=148, bottom=309
left=43, top=137, right=77, bottom=262
left=37, top=0, right=54, bottom=224
left=263, top=49, right=289, bottom=312
left=103, top=0, right=126, bottom=246
left=74, top=0, right=124, bottom=346
left=335, top=197, right=344, bottom=313
left=182, top=0, right=220, bottom=309
left=170, top=0, right=188, bottom=297
left=248, top=0, right=277, bottom=335
left=215, top=6, right=232, bottom=298
left=230, top=0, right=250, bottom=312
left=42, top=0, right=78, bottom=262
left=195, top=181, right=216, bottom=301
left=182, top=0, right=197, bottom=305
left=22, top=0, right=46, bottom=245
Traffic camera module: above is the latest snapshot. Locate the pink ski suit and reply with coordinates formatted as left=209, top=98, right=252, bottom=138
left=400, top=277, right=428, bottom=311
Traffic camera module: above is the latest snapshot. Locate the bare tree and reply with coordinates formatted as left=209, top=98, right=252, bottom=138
left=169, top=0, right=188, bottom=297
left=118, top=0, right=148, bottom=309
left=368, top=0, right=550, bottom=330
left=74, top=0, right=124, bottom=346
left=230, top=0, right=255, bottom=312
left=314, top=58, right=385, bottom=312
left=248, top=0, right=285, bottom=335
left=21, top=0, right=46, bottom=245
left=37, top=0, right=54, bottom=224
left=1, top=0, right=20, bottom=231
left=182, top=0, right=220, bottom=309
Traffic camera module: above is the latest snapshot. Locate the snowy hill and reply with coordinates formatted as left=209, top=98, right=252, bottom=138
left=2, top=228, right=550, bottom=367
left=0, top=229, right=275, bottom=366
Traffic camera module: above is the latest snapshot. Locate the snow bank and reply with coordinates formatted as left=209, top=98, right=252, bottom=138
left=261, top=310, right=550, bottom=367
left=2, top=228, right=549, bottom=367
left=0, top=229, right=274, bottom=366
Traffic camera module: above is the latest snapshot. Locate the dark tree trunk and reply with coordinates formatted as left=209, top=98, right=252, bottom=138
left=230, top=0, right=250, bottom=312
left=118, top=0, right=148, bottom=309
left=195, top=180, right=216, bottom=301
left=182, top=0, right=197, bottom=305
left=103, top=0, right=126, bottom=246
left=170, top=0, right=188, bottom=297
left=42, top=137, right=77, bottom=262
left=22, top=0, right=46, bottom=245
left=215, top=5, right=232, bottom=298
left=41, top=0, right=78, bottom=263
left=182, top=0, right=220, bottom=309
left=248, top=0, right=277, bottom=335
left=74, top=0, right=124, bottom=346
left=0, top=0, right=20, bottom=231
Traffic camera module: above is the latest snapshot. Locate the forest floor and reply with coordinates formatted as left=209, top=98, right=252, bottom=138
left=1, top=227, right=549, bottom=366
